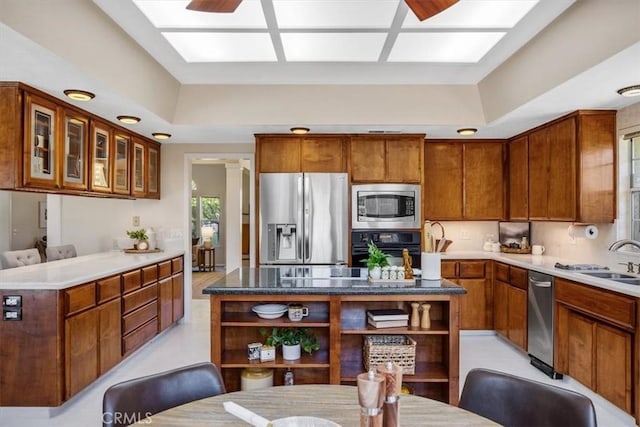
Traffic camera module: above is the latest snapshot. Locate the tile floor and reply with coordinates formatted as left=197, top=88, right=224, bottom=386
left=1, top=300, right=637, bottom=427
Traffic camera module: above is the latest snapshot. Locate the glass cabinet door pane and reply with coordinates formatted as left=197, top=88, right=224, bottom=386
left=31, top=104, right=56, bottom=181
left=64, top=117, right=85, bottom=185
left=148, top=147, right=158, bottom=194
left=133, top=142, right=145, bottom=193
left=114, top=135, right=130, bottom=193
left=92, top=127, right=110, bottom=189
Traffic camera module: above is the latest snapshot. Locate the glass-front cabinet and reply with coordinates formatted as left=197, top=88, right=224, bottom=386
left=24, top=93, right=58, bottom=188
left=131, top=138, right=146, bottom=198
left=90, top=120, right=112, bottom=193
left=113, top=133, right=130, bottom=195
left=147, top=142, right=160, bottom=199
left=61, top=109, right=89, bottom=191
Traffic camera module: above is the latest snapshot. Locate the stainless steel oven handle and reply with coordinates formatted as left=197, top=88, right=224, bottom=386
left=530, top=279, right=552, bottom=288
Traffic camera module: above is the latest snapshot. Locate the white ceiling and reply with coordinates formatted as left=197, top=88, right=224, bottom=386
left=0, top=0, right=639, bottom=143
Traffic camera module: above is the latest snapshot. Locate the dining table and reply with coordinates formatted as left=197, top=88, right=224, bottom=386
left=149, top=384, right=499, bottom=426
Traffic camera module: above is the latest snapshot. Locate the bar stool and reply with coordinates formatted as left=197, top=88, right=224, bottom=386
left=46, top=244, right=77, bottom=261
left=0, top=248, right=42, bottom=269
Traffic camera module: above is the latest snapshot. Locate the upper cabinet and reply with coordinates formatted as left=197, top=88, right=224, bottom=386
left=526, top=111, right=615, bottom=223
left=350, top=135, right=424, bottom=183
left=507, top=136, right=528, bottom=221
left=131, top=138, right=146, bottom=198
left=0, top=82, right=162, bottom=199
left=425, top=140, right=505, bottom=220
left=256, top=134, right=347, bottom=173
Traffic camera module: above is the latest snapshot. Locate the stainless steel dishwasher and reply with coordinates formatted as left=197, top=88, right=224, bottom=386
left=527, top=271, right=563, bottom=379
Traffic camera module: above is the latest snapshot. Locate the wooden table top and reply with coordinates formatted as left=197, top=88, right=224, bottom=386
left=150, top=384, right=498, bottom=426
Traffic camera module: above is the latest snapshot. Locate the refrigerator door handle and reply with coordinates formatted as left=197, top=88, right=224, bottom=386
left=297, top=175, right=304, bottom=263
left=304, top=174, right=311, bottom=262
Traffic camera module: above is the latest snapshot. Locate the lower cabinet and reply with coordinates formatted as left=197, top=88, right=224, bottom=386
left=442, top=260, right=492, bottom=330
left=555, top=278, right=634, bottom=414
left=65, top=290, right=121, bottom=399
left=493, top=262, right=527, bottom=351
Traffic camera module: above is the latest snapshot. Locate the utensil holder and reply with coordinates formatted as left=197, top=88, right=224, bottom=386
left=421, top=252, right=441, bottom=280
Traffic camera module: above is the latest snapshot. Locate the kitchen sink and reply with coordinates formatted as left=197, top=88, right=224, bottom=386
left=580, top=271, right=640, bottom=285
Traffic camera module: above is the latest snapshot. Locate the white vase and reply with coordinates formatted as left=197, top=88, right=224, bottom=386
left=369, top=266, right=382, bottom=280
left=282, top=343, right=301, bottom=361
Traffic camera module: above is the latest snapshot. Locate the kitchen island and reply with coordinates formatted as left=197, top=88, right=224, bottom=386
left=203, top=267, right=466, bottom=405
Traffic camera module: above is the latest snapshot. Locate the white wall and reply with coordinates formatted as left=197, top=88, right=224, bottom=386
left=9, top=191, right=45, bottom=250
left=0, top=191, right=10, bottom=254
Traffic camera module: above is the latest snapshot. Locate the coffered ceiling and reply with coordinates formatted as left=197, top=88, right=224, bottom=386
left=0, top=0, right=639, bottom=143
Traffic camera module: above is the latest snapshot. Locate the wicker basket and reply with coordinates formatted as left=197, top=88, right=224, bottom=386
left=363, top=335, right=416, bottom=375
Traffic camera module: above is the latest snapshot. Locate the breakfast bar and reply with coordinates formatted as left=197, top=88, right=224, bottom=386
left=203, top=267, right=466, bottom=405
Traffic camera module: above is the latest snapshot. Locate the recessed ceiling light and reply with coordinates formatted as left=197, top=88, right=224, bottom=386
left=457, top=128, right=478, bottom=136
left=152, top=132, right=172, bottom=140
left=290, top=127, right=310, bottom=134
left=63, top=89, right=95, bottom=101
left=617, top=85, right=640, bottom=97
left=117, top=115, right=141, bottom=124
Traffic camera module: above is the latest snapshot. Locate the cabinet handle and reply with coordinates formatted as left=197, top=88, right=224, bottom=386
left=529, top=279, right=551, bottom=288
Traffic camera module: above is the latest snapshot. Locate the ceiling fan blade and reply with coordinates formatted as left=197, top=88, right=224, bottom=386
left=186, top=0, right=242, bottom=13
left=405, top=0, right=459, bottom=21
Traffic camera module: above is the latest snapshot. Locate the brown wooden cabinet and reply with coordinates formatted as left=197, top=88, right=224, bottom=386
left=158, top=257, right=184, bottom=331
left=210, top=291, right=461, bottom=405
left=527, top=111, right=616, bottom=222
left=256, top=135, right=347, bottom=173
left=131, top=138, right=146, bottom=198
left=441, top=260, right=492, bottom=330
left=0, top=82, right=162, bottom=199
left=555, top=278, right=634, bottom=413
left=493, top=262, right=527, bottom=351
left=64, top=279, right=122, bottom=400
left=425, top=141, right=505, bottom=220
left=507, top=135, right=528, bottom=220
left=350, top=135, right=423, bottom=183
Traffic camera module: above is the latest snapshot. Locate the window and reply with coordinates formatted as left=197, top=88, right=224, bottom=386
left=630, top=136, right=640, bottom=240
left=191, top=196, right=221, bottom=245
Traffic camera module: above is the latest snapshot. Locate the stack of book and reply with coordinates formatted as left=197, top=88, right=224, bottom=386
left=366, top=309, right=409, bottom=328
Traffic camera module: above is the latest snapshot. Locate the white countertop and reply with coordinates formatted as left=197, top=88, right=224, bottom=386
left=0, top=250, right=184, bottom=290
left=441, top=250, right=640, bottom=298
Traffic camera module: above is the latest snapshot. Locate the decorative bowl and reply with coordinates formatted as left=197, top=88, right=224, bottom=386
left=252, top=304, right=288, bottom=319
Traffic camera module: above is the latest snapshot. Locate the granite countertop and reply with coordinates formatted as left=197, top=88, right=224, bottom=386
left=203, top=266, right=466, bottom=295
left=442, top=250, right=640, bottom=298
left=0, top=250, right=184, bottom=290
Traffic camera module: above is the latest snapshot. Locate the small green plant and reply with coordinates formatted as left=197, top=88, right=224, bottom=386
left=259, top=327, right=320, bottom=355
left=126, top=229, right=148, bottom=241
left=360, top=241, right=390, bottom=269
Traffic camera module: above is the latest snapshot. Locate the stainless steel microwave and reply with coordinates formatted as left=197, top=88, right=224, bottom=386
left=352, top=183, right=421, bottom=229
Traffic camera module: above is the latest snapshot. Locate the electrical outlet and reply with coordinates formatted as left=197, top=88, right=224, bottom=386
left=132, top=216, right=140, bottom=227
left=460, top=229, right=470, bottom=240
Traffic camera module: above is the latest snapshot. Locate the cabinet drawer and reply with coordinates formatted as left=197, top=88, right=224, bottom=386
left=441, top=261, right=457, bottom=278
left=142, top=265, right=158, bottom=286
left=459, top=261, right=486, bottom=278
left=556, top=278, right=636, bottom=330
left=158, top=260, right=172, bottom=279
left=97, top=276, right=121, bottom=304
left=122, top=318, right=158, bottom=356
left=123, top=301, right=158, bottom=335
left=495, top=262, right=509, bottom=283
left=509, top=267, right=528, bottom=290
left=122, top=270, right=141, bottom=294
left=65, top=283, right=96, bottom=316
left=123, top=283, right=158, bottom=315
left=172, top=257, right=183, bottom=274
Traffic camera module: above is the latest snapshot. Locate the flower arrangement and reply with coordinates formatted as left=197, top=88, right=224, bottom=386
left=126, top=229, right=148, bottom=241
left=360, top=242, right=391, bottom=269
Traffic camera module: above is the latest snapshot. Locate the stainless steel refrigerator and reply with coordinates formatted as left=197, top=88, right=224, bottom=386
left=260, top=173, right=348, bottom=265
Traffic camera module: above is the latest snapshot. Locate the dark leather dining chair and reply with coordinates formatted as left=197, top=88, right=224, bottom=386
left=459, top=368, right=597, bottom=427
left=102, top=362, right=226, bottom=427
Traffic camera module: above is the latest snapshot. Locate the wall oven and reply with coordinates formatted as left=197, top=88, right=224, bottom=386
left=351, top=230, right=421, bottom=268
left=352, top=183, right=421, bottom=229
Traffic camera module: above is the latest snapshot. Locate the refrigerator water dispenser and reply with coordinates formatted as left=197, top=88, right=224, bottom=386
left=267, top=223, right=297, bottom=262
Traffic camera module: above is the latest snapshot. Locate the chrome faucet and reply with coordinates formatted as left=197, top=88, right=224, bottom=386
left=608, top=239, right=640, bottom=252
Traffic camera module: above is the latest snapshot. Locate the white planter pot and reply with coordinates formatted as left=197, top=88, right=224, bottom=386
left=369, top=266, right=382, bottom=280
left=282, top=343, right=301, bottom=360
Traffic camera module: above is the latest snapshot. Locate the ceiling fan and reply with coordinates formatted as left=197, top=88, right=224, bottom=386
left=185, top=0, right=459, bottom=21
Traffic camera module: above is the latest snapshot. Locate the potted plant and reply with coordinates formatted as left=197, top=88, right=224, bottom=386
left=360, top=241, right=390, bottom=279
left=126, top=229, right=149, bottom=250
left=260, top=327, right=320, bottom=360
